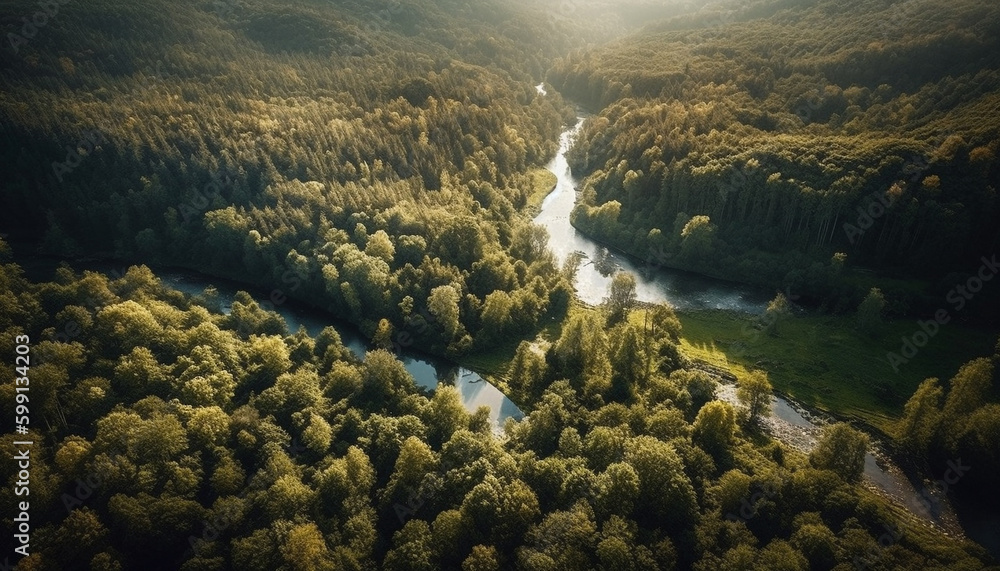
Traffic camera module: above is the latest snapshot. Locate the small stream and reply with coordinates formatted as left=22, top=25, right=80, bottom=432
left=714, top=384, right=964, bottom=535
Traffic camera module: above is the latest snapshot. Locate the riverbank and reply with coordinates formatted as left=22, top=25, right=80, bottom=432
left=528, top=115, right=993, bottom=431
left=523, top=168, right=559, bottom=217
left=686, top=313, right=999, bottom=553
left=525, top=114, right=999, bottom=551
left=711, top=381, right=969, bottom=540
left=490, top=292, right=977, bottom=540
left=675, top=307, right=995, bottom=434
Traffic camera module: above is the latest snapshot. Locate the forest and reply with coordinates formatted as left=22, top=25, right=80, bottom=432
left=549, top=0, right=1000, bottom=315
left=1, top=245, right=998, bottom=569
left=0, top=0, right=587, bottom=355
left=2, top=0, right=999, bottom=568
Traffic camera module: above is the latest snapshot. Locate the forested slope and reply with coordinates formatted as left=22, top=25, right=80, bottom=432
left=2, top=1, right=1000, bottom=568
left=0, top=0, right=580, bottom=354
left=548, top=0, right=1000, bottom=314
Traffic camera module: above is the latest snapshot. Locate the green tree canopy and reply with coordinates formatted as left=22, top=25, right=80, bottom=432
left=856, top=288, right=886, bottom=335
left=737, top=370, right=773, bottom=426
left=605, top=271, right=637, bottom=326
left=810, top=423, right=869, bottom=483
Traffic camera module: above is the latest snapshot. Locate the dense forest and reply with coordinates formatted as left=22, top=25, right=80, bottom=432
left=3, top=0, right=1000, bottom=568
left=0, top=0, right=589, bottom=354
left=1, top=245, right=997, bottom=569
left=549, top=0, right=1000, bottom=315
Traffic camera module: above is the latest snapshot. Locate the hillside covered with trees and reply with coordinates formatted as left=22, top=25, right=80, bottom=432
left=549, top=0, right=1000, bottom=315
left=0, top=0, right=588, bottom=355
left=3, top=0, right=1000, bottom=568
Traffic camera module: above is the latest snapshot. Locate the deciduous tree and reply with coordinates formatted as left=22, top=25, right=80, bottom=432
left=737, top=370, right=772, bottom=426
left=605, top=272, right=637, bottom=326
left=810, top=423, right=868, bottom=483
left=856, top=288, right=885, bottom=335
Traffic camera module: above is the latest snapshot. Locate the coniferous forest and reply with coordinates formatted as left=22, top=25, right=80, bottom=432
left=551, top=0, right=1000, bottom=312
left=1, top=0, right=999, bottom=569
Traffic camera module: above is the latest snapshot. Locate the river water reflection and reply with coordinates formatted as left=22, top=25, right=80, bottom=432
left=14, top=109, right=995, bottom=553
left=16, top=255, right=524, bottom=434
left=536, top=114, right=987, bottom=545
left=533, top=116, right=772, bottom=313
left=160, top=272, right=525, bottom=434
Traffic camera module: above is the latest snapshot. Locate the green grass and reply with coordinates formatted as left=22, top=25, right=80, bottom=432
left=523, top=168, right=558, bottom=215
left=460, top=295, right=995, bottom=432
left=461, top=337, right=526, bottom=377
left=676, top=309, right=996, bottom=433
left=460, top=301, right=589, bottom=390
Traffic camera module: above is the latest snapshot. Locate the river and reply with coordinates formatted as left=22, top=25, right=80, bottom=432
left=533, top=116, right=772, bottom=312
left=15, top=108, right=993, bottom=553
left=533, top=109, right=988, bottom=548
left=158, top=272, right=525, bottom=434
left=15, top=255, right=525, bottom=435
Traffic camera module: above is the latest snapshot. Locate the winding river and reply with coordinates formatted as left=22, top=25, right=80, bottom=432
left=534, top=116, right=772, bottom=312
left=15, top=256, right=525, bottom=435
left=17, top=105, right=992, bottom=553
left=534, top=109, right=982, bottom=545
left=161, top=273, right=526, bottom=435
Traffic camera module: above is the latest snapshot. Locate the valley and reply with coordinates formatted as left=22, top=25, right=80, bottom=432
left=1, top=0, right=998, bottom=569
